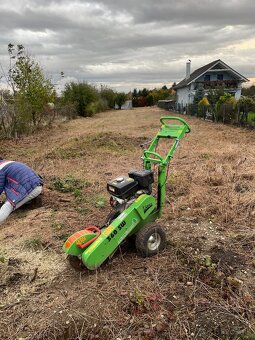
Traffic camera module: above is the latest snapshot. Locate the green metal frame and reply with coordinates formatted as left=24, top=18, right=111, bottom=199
left=63, top=116, right=191, bottom=270
left=143, top=116, right=191, bottom=217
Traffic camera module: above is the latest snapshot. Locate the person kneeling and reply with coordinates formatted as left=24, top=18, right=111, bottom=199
left=0, top=159, right=43, bottom=224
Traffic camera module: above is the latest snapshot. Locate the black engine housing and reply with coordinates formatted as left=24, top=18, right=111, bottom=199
left=128, top=169, right=154, bottom=189
left=107, top=169, right=154, bottom=200
left=107, top=176, right=138, bottom=199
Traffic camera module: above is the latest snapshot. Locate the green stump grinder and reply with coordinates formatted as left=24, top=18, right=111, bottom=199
left=63, top=116, right=191, bottom=270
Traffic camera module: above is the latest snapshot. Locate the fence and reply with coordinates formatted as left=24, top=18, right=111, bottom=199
left=175, top=103, right=255, bottom=127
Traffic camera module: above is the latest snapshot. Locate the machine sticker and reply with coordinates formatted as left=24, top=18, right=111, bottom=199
left=118, top=220, right=126, bottom=230
left=65, top=230, right=89, bottom=248
left=143, top=203, right=152, bottom=214
left=107, top=229, right=118, bottom=242
left=106, top=220, right=127, bottom=242
left=76, top=235, right=89, bottom=245
left=117, top=218, right=137, bottom=245
left=103, top=225, right=114, bottom=237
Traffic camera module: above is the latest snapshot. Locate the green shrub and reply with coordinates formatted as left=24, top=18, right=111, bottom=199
left=215, top=94, right=237, bottom=123
left=247, top=111, right=255, bottom=124
left=198, top=97, right=210, bottom=118
left=115, top=92, right=127, bottom=109
left=62, top=82, right=99, bottom=117
left=100, top=86, right=116, bottom=108
left=86, top=99, right=108, bottom=116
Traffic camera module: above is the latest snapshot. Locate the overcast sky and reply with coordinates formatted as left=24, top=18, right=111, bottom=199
left=0, top=0, right=254, bottom=92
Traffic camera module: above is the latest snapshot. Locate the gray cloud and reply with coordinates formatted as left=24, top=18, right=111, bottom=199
left=0, top=0, right=254, bottom=91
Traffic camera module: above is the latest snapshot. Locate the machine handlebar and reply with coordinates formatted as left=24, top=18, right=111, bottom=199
left=160, top=116, right=191, bottom=133
left=143, top=151, right=163, bottom=164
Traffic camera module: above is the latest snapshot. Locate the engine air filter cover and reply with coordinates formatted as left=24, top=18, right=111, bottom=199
left=128, top=169, right=154, bottom=189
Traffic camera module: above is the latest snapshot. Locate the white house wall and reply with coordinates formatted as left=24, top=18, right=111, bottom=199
left=235, top=86, right=242, bottom=100
left=176, top=78, right=243, bottom=106
left=176, top=87, right=190, bottom=106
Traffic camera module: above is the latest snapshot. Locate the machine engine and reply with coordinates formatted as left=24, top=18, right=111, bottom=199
left=107, top=169, right=154, bottom=213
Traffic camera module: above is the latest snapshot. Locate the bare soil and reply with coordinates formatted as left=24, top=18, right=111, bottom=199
left=0, top=107, right=254, bottom=339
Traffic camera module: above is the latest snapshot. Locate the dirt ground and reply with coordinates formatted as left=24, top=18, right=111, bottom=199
left=0, top=107, right=254, bottom=340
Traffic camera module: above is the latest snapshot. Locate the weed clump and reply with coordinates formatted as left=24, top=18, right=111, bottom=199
left=50, top=175, right=89, bottom=193
left=24, top=238, right=43, bottom=250
left=95, top=195, right=106, bottom=208
left=51, top=221, right=66, bottom=230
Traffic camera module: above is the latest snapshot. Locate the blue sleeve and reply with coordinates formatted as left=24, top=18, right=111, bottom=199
left=0, top=172, right=5, bottom=195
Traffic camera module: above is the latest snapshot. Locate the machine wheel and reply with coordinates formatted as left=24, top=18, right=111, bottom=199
left=67, top=255, right=86, bottom=271
left=135, top=223, right=166, bottom=257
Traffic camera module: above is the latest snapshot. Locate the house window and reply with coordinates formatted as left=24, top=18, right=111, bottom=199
left=204, top=74, right=210, bottom=81
left=217, top=74, right=223, bottom=80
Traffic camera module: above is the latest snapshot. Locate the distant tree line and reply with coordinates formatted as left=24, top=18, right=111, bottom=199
left=132, top=84, right=176, bottom=107
left=241, top=84, right=255, bottom=97
left=0, top=44, right=130, bottom=138
left=0, top=44, right=180, bottom=138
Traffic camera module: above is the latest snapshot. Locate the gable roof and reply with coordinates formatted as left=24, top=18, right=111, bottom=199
left=174, top=59, right=249, bottom=89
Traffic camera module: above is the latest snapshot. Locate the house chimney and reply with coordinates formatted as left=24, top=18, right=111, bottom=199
left=186, top=60, right=191, bottom=79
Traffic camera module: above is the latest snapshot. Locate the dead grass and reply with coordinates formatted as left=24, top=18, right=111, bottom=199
left=0, top=107, right=254, bottom=339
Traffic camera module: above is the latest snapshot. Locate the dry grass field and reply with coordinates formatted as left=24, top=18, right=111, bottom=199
left=0, top=107, right=254, bottom=339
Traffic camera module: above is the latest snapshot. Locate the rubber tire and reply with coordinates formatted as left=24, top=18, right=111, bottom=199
left=135, top=222, right=166, bottom=257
